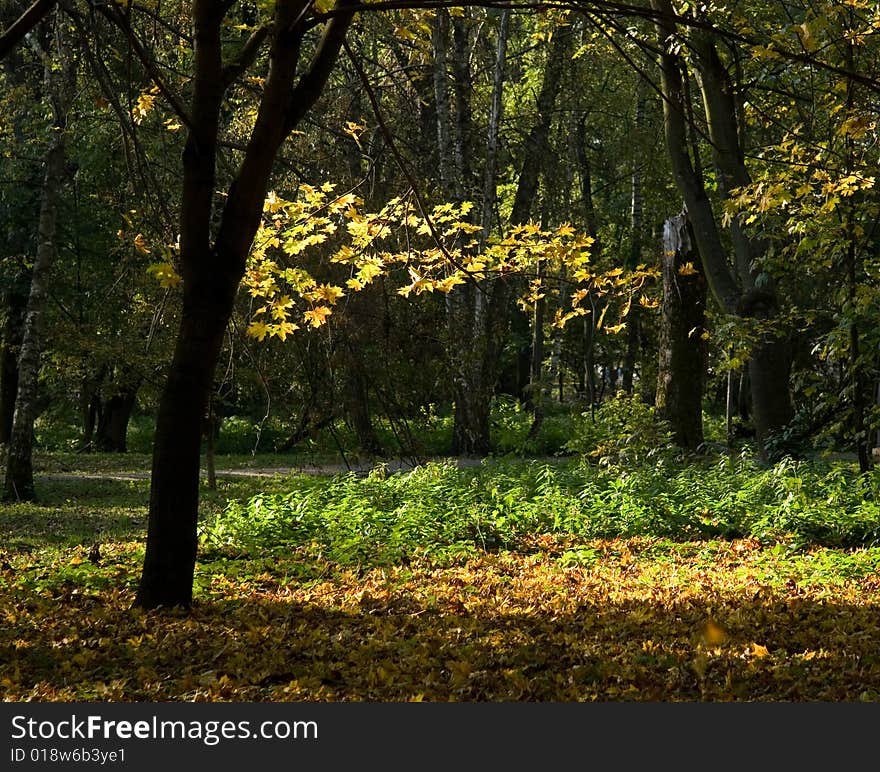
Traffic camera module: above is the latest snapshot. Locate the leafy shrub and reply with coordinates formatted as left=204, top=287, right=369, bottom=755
left=565, top=393, right=674, bottom=465
left=201, top=455, right=880, bottom=567
left=490, top=396, right=575, bottom=456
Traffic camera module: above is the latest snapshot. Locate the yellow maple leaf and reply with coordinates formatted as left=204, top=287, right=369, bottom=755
left=303, top=306, right=332, bottom=327
left=274, top=321, right=298, bottom=341
left=146, top=262, right=181, bottom=289
left=270, top=295, right=294, bottom=320
left=246, top=321, right=270, bottom=341
left=315, top=284, right=344, bottom=304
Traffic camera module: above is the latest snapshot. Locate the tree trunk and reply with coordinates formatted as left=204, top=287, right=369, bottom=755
left=205, top=394, right=216, bottom=491
left=526, top=261, right=546, bottom=437
left=690, top=30, right=793, bottom=456
left=95, top=386, right=138, bottom=453
left=136, top=275, right=239, bottom=608
left=547, top=265, right=567, bottom=404
left=431, top=10, right=453, bottom=195
left=135, top=0, right=355, bottom=608
left=4, top=21, right=74, bottom=501
left=451, top=377, right=492, bottom=456
left=346, top=366, right=382, bottom=456
left=622, top=83, right=646, bottom=395
left=510, top=27, right=569, bottom=410
left=0, top=269, right=28, bottom=445
left=479, top=8, right=509, bottom=246
left=444, top=10, right=510, bottom=456
left=583, top=294, right=598, bottom=410
left=80, top=392, right=100, bottom=453
left=651, top=0, right=792, bottom=457
left=656, top=213, right=707, bottom=449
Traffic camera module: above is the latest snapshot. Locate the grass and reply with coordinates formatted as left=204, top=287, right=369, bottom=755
left=2, top=450, right=880, bottom=701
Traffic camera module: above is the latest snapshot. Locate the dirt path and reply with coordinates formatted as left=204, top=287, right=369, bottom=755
left=41, top=455, right=528, bottom=483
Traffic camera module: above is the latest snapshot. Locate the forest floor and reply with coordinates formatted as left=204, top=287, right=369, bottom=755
left=2, top=452, right=880, bottom=701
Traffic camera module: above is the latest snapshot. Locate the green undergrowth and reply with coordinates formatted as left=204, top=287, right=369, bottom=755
left=201, top=455, right=880, bottom=566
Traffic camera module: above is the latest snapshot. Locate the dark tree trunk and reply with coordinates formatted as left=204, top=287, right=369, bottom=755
left=133, top=0, right=354, bottom=608
left=652, top=0, right=793, bottom=457
left=95, top=387, right=138, bottom=453
left=509, top=28, right=569, bottom=410
left=136, top=274, right=239, bottom=609
left=742, top=293, right=793, bottom=457
left=656, top=213, right=707, bottom=450
left=451, top=377, right=491, bottom=456
left=0, top=0, right=59, bottom=60
left=346, top=367, right=382, bottom=456
left=0, top=272, right=28, bottom=445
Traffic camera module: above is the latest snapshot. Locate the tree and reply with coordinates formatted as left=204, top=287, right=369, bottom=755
left=128, top=0, right=356, bottom=608
left=650, top=0, right=792, bottom=458
left=4, top=12, right=76, bottom=501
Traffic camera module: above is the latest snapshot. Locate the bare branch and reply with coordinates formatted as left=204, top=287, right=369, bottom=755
left=343, top=38, right=483, bottom=287
left=95, top=2, right=194, bottom=131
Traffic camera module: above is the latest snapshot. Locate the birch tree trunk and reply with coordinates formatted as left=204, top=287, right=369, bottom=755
left=571, top=109, right=600, bottom=406
left=442, top=10, right=511, bottom=455
left=4, top=18, right=75, bottom=501
left=622, top=82, right=646, bottom=394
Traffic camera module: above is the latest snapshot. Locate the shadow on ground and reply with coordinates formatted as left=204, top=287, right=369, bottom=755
left=2, top=587, right=878, bottom=701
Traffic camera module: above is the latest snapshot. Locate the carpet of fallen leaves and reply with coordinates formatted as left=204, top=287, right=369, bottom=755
left=2, top=535, right=880, bottom=702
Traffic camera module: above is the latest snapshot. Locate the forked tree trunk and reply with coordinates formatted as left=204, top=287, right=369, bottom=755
left=651, top=0, right=792, bottom=458
left=134, top=0, right=354, bottom=608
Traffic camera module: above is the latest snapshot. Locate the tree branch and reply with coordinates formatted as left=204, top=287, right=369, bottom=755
left=0, top=0, right=58, bottom=60
left=284, top=0, right=357, bottom=134
left=96, top=2, right=194, bottom=132
left=221, top=24, right=270, bottom=91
